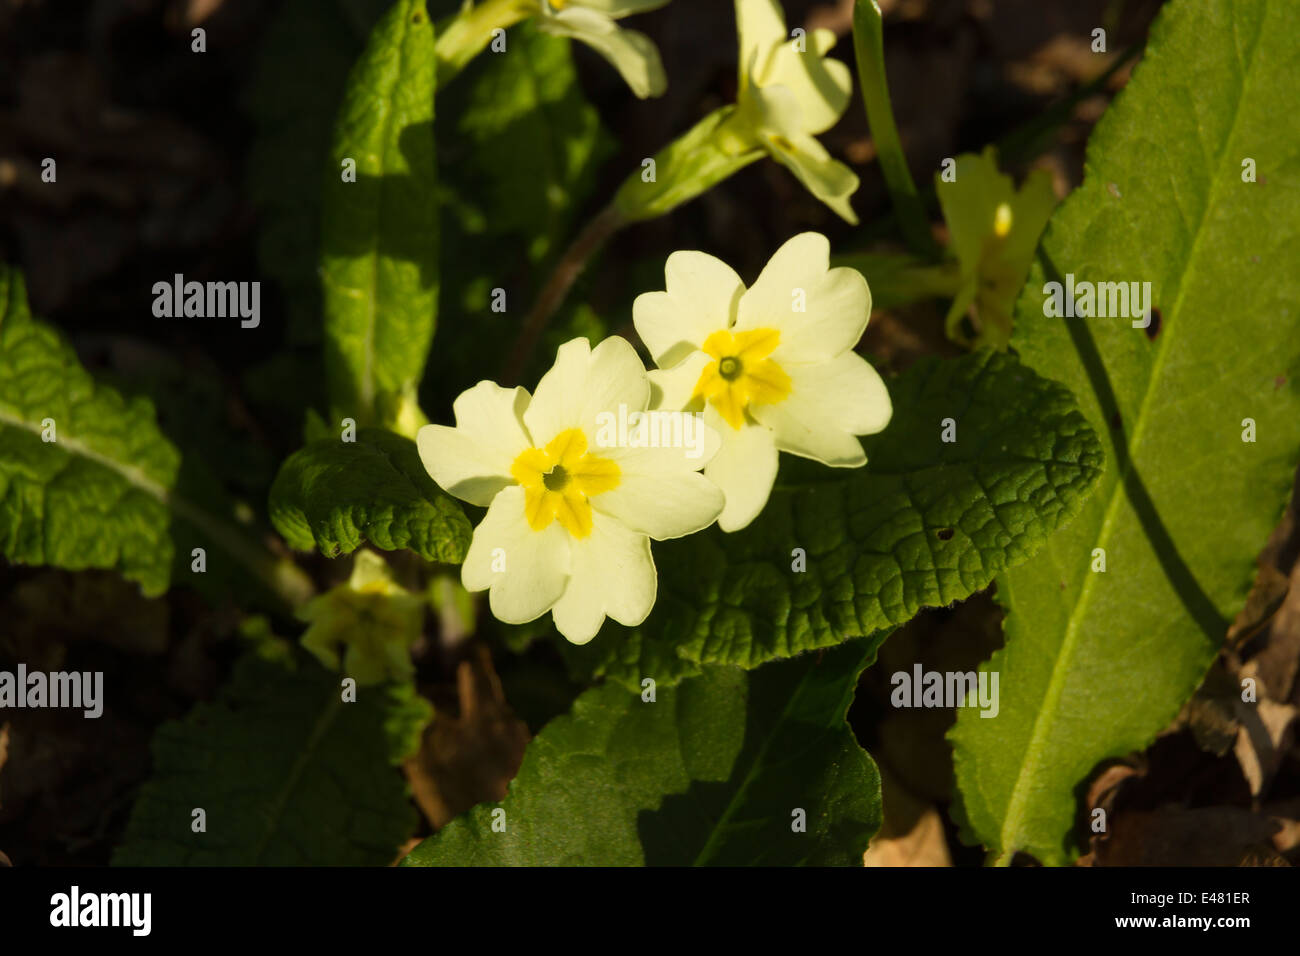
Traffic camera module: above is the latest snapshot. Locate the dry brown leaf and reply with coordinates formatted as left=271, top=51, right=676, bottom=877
left=404, top=646, right=530, bottom=829
left=1232, top=689, right=1299, bottom=799
left=864, top=766, right=952, bottom=867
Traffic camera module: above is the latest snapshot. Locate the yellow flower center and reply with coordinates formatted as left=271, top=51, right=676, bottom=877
left=691, top=328, right=792, bottom=430
left=510, top=428, right=620, bottom=538
left=993, top=202, right=1013, bottom=238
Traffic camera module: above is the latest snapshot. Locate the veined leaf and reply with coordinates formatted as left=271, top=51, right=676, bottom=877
left=0, top=265, right=310, bottom=606
left=321, top=0, right=439, bottom=430
left=269, top=427, right=470, bottom=563
left=950, top=0, right=1300, bottom=866
left=0, top=267, right=178, bottom=595
left=563, top=349, right=1104, bottom=688
left=403, top=640, right=881, bottom=866
left=114, top=650, right=430, bottom=865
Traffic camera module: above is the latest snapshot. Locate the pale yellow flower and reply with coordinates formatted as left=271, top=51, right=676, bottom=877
left=418, top=337, right=724, bottom=644
left=635, top=233, right=892, bottom=531
left=718, top=0, right=860, bottom=222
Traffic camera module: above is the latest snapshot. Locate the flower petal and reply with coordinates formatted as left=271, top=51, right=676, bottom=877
left=417, top=382, right=532, bottom=506
left=735, top=232, right=871, bottom=363
left=757, top=29, right=853, bottom=134
left=462, top=486, right=570, bottom=625
left=592, top=415, right=724, bottom=538
left=551, top=510, right=656, bottom=644
left=765, top=131, right=859, bottom=224
left=702, top=406, right=779, bottom=532
left=750, top=352, right=891, bottom=465
left=524, top=336, right=651, bottom=448
left=735, top=0, right=788, bottom=84
left=647, top=350, right=712, bottom=411
left=537, top=7, right=666, bottom=98
left=633, top=250, right=745, bottom=367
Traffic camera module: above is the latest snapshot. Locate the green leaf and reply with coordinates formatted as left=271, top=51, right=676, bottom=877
left=246, top=0, right=391, bottom=344
left=269, top=427, right=470, bottom=563
left=935, top=147, right=1056, bottom=348
left=321, top=0, right=439, bottom=429
left=426, top=21, right=615, bottom=401
left=114, top=650, right=431, bottom=865
left=0, top=266, right=178, bottom=596
left=0, top=266, right=313, bottom=606
left=950, top=0, right=1300, bottom=866
left=437, top=20, right=614, bottom=262
left=564, top=349, right=1104, bottom=688
left=403, top=640, right=881, bottom=866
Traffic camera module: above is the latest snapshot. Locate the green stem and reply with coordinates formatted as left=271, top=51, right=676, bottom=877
left=835, top=252, right=962, bottom=309
left=434, top=0, right=532, bottom=88
left=852, top=0, right=939, bottom=259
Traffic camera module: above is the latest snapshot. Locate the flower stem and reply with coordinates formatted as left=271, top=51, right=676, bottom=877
left=851, top=0, right=940, bottom=259
left=500, top=203, right=626, bottom=384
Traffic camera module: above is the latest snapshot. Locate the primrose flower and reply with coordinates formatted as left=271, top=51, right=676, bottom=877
left=718, top=0, right=859, bottom=222
left=534, top=0, right=670, bottom=99
left=418, top=336, right=724, bottom=645
left=298, top=550, right=426, bottom=685
left=634, top=232, right=892, bottom=532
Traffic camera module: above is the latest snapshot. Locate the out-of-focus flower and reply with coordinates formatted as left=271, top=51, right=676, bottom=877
left=298, top=550, right=425, bottom=684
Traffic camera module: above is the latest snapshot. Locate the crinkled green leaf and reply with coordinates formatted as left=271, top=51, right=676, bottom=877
left=564, top=349, right=1104, bottom=688
left=269, top=427, right=470, bottom=563
left=321, top=0, right=439, bottom=429
left=403, top=640, right=881, bottom=866
left=0, top=265, right=179, bottom=596
left=0, top=266, right=312, bottom=606
left=950, top=0, right=1300, bottom=866
left=935, top=146, right=1056, bottom=348
left=114, top=651, right=430, bottom=865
